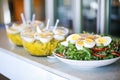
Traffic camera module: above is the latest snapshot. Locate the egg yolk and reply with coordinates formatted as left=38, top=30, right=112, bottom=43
left=87, top=35, right=94, bottom=39
left=23, top=31, right=35, bottom=38
left=85, top=38, right=93, bottom=43
left=39, top=32, right=53, bottom=38
left=72, top=34, right=80, bottom=40
left=56, top=29, right=64, bottom=35
left=76, top=41, right=84, bottom=46
left=97, top=37, right=107, bottom=44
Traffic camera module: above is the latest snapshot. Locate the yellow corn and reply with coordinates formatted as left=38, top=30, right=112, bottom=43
left=22, top=39, right=63, bottom=56
left=7, top=33, right=23, bottom=46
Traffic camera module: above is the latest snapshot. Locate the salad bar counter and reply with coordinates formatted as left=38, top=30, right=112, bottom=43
left=1, top=27, right=120, bottom=80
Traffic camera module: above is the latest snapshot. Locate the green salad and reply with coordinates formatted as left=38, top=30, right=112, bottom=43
left=54, top=33, right=120, bottom=60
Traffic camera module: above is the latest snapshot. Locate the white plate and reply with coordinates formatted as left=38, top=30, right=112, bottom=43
left=54, top=54, right=120, bottom=68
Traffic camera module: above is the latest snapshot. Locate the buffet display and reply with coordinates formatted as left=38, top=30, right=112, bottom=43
left=53, top=33, right=120, bottom=68
left=5, top=14, right=69, bottom=56
left=21, top=25, right=68, bottom=56
left=4, top=13, right=120, bottom=68
left=5, top=23, right=24, bottom=46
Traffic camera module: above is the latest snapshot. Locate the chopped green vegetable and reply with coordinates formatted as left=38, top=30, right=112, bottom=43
left=54, top=38, right=120, bottom=60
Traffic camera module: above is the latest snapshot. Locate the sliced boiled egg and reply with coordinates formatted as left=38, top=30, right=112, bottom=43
left=53, top=28, right=64, bottom=35
left=34, top=31, right=53, bottom=43
left=31, top=20, right=44, bottom=28
left=84, top=38, right=95, bottom=48
left=75, top=40, right=84, bottom=50
left=61, top=41, right=68, bottom=47
left=21, top=36, right=35, bottom=42
left=20, top=26, right=36, bottom=42
left=39, top=37, right=52, bottom=43
left=86, top=35, right=95, bottom=40
left=5, top=25, right=20, bottom=34
left=21, top=27, right=35, bottom=37
left=12, top=23, right=25, bottom=31
left=53, top=35, right=65, bottom=41
left=94, top=34, right=101, bottom=39
left=6, top=23, right=25, bottom=34
left=34, top=33, right=53, bottom=43
left=66, top=34, right=80, bottom=44
left=21, top=30, right=35, bottom=42
left=53, top=27, right=69, bottom=36
left=95, top=36, right=112, bottom=46
left=7, top=27, right=20, bottom=34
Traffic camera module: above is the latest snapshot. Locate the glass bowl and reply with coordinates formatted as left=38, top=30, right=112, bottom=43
left=5, top=23, right=25, bottom=46
left=54, top=53, right=120, bottom=68
left=21, top=26, right=69, bottom=56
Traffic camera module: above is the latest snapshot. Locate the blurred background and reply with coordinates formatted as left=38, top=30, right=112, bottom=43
left=0, top=0, right=120, bottom=37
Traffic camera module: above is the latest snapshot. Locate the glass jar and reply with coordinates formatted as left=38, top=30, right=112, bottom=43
left=6, top=23, right=25, bottom=46
left=21, top=26, right=69, bottom=56
left=21, top=26, right=53, bottom=56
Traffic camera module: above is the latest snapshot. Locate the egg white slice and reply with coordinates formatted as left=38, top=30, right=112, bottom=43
left=95, top=36, right=112, bottom=46
left=39, top=37, right=52, bottom=43
left=34, top=33, right=53, bottom=43
left=21, top=31, right=35, bottom=42
left=61, top=41, right=68, bottom=47
left=12, top=24, right=25, bottom=32
left=94, top=34, right=101, bottom=39
left=6, top=28, right=20, bottom=34
left=53, top=35, right=65, bottom=41
left=75, top=40, right=84, bottom=50
left=84, top=38, right=95, bottom=48
left=53, top=27, right=69, bottom=36
left=66, top=34, right=80, bottom=44
left=5, top=24, right=24, bottom=34
left=21, top=36, right=35, bottom=43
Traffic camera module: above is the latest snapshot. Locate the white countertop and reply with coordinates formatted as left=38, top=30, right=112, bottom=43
left=0, top=28, right=120, bottom=80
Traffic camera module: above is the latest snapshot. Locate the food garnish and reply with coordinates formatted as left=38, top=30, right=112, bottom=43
left=54, top=33, right=120, bottom=60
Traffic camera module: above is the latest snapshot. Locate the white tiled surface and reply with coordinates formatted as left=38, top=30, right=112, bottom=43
left=1, top=28, right=120, bottom=80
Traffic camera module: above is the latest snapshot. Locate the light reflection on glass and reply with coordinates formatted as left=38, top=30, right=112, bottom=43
left=82, top=0, right=98, bottom=33
left=56, top=0, right=72, bottom=30
left=109, top=0, right=120, bottom=37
